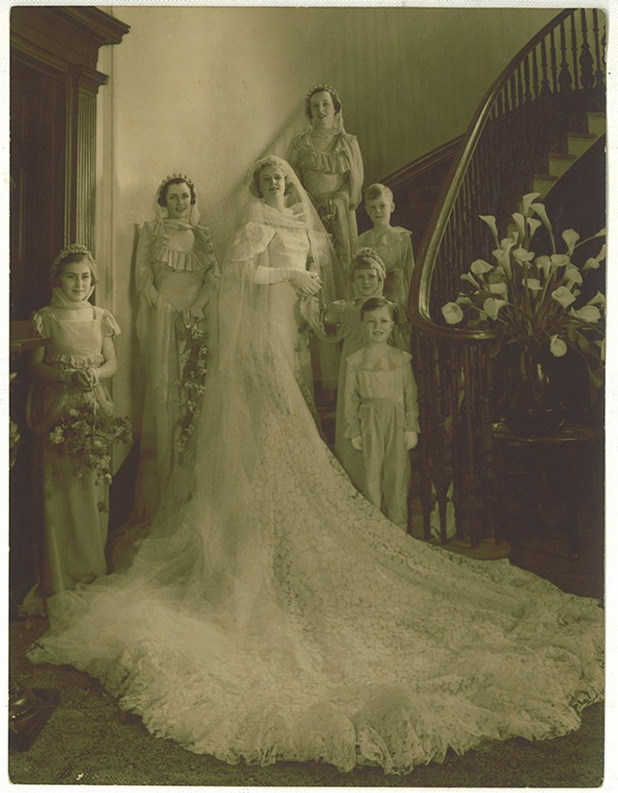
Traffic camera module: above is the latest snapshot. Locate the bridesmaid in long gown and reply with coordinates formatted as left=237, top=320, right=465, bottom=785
left=133, top=175, right=219, bottom=522
left=288, top=84, right=364, bottom=297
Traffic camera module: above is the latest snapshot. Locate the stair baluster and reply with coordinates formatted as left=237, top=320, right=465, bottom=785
left=409, top=9, right=605, bottom=550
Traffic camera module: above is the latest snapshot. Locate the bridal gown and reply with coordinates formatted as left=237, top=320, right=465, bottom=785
left=28, top=169, right=603, bottom=775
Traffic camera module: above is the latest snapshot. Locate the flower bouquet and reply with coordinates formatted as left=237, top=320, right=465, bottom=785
left=441, top=193, right=605, bottom=432
left=49, top=402, right=132, bottom=488
left=175, top=314, right=209, bottom=461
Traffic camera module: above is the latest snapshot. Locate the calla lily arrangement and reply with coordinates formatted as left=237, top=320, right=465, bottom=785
left=441, top=192, right=605, bottom=400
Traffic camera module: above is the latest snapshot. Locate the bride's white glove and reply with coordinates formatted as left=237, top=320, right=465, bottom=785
left=289, top=269, right=322, bottom=296
left=253, top=266, right=322, bottom=296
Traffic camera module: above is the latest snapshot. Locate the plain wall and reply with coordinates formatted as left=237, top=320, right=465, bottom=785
left=96, top=6, right=557, bottom=459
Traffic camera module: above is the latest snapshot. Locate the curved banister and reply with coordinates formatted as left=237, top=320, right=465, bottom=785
left=409, top=8, right=582, bottom=341
left=406, top=8, right=605, bottom=546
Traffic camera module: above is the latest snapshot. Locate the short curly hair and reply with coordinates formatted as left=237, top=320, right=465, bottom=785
left=157, top=177, right=197, bottom=208
left=305, top=86, right=342, bottom=120
left=250, top=158, right=295, bottom=198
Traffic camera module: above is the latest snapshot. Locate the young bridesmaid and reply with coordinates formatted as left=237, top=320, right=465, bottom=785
left=21, top=244, right=120, bottom=616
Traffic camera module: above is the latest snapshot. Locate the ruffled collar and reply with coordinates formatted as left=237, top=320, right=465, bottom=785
left=149, top=217, right=215, bottom=273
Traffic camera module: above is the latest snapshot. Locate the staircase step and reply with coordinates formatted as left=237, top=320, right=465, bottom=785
left=586, top=111, right=606, bottom=136
left=548, top=152, right=577, bottom=179
left=568, top=131, right=601, bottom=158
left=533, top=173, right=558, bottom=197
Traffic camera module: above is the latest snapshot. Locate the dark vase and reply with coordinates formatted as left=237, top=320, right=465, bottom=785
left=496, top=346, right=566, bottom=437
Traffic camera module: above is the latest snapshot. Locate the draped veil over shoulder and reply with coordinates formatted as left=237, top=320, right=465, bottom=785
left=29, top=158, right=603, bottom=775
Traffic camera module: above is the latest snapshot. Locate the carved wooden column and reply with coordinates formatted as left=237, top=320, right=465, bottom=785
left=10, top=7, right=130, bottom=319
left=9, top=7, right=130, bottom=612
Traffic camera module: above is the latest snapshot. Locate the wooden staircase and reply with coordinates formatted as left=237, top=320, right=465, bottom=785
left=357, top=136, right=462, bottom=256
left=534, top=111, right=606, bottom=198
left=408, top=8, right=606, bottom=549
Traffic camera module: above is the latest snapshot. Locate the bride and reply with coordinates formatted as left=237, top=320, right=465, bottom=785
left=29, top=157, right=603, bottom=775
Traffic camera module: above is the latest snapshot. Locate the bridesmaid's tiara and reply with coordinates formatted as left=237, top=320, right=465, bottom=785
left=51, top=243, right=93, bottom=270
left=158, top=173, right=195, bottom=195
left=306, top=84, right=339, bottom=101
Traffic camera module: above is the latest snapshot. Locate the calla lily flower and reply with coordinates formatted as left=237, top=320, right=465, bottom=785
left=513, top=246, right=535, bottom=263
left=588, top=291, right=606, bottom=308
left=571, top=305, right=601, bottom=323
left=552, top=286, right=576, bottom=307
left=595, top=339, right=606, bottom=362
left=530, top=202, right=552, bottom=232
left=594, top=228, right=606, bottom=238
left=523, top=278, right=542, bottom=292
left=441, top=302, right=464, bottom=325
left=565, top=265, right=583, bottom=285
left=460, top=273, right=480, bottom=288
left=456, top=295, right=472, bottom=305
left=550, top=254, right=570, bottom=267
left=483, top=297, right=506, bottom=319
left=522, top=192, right=541, bottom=217
left=512, top=212, right=526, bottom=242
left=527, top=218, right=542, bottom=239
left=489, top=282, right=508, bottom=296
left=549, top=335, right=568, bottom=358
left=470, top=259, right=493, bottom=275
left=499, top=237, right=517, bottom=253
left=536, top=255, right=552, bottom=280
left=583, top=243, right=606, bottom=271
left=562, top=229, right=580, bottom=256
left=492, top=238, right=516, bottom=276
left=479, top=215, right=499, bottom=245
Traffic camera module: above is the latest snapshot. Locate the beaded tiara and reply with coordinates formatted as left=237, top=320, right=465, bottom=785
left=305, top=83, right=339, bottom=101
left=158, top=173, right=195, bottom=195
left=51, top=243, right=92, bottom=270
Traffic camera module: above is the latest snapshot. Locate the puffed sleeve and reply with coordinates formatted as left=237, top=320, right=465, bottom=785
left=102, top=310, right=122, bottom=338
left=227, top=221, right=275, bottom=265
left=30, top=310, right=46, bottom=339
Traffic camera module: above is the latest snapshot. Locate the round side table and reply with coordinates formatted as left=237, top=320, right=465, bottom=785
left=491, top=421, right=602, bottom=559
